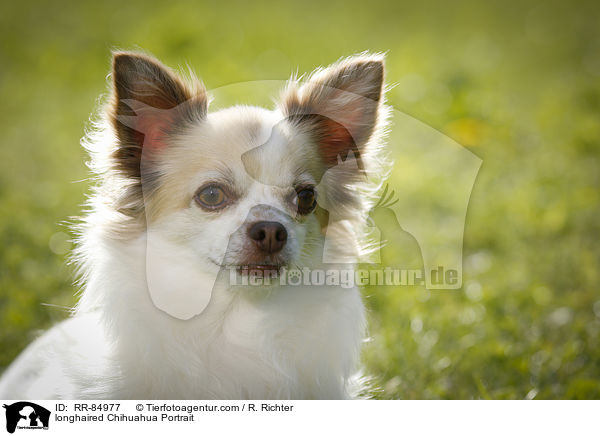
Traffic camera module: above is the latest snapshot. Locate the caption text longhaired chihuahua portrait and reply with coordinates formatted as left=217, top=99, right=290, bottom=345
left=0, top=51, right=389, bottom=399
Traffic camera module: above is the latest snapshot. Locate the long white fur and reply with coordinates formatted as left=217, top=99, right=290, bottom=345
left=0, top=53, right=388, bottom=400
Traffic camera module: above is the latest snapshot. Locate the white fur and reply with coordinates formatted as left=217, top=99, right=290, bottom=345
left=0, top=53, right=387, bottom=400
left=0, top=236, right=365, bottom=399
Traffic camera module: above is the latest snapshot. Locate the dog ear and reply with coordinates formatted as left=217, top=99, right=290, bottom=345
left=279, top=53, right=385, bottom=169
left=109, top=51, right=207, bottom=178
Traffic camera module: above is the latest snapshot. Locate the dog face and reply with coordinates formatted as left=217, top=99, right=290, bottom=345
left=145, top=107, right=321, bottom=276
left=102, top=51, right=386, bottom=280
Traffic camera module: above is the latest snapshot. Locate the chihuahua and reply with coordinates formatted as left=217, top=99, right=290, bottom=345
left=0, top=51, right=389, bottom=399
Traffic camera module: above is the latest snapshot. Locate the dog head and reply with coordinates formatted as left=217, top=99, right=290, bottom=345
left=95, top=51, right=388, bottom=282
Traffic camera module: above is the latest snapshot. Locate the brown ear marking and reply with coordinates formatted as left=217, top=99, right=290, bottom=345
left=109, top=51, right=207, bottom=178
left=112, top=52, right=193, bottom=111
left=279, top=54, right=385, bottom=170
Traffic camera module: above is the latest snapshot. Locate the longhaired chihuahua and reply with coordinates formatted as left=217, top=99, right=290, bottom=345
left=0, top=51, right=389, bottom=399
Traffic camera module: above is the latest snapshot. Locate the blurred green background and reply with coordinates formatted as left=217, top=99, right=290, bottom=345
left=1, top=0, right=599, bottom=399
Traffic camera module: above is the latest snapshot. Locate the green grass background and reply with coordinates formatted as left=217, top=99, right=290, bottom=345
left=1, top=0, right=599, bottom=399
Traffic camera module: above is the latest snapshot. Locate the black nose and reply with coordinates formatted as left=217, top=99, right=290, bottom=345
left=248, top=221, right=288, bottom=254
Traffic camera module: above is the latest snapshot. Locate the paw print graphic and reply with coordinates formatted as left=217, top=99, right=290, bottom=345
left=286, top=269, right=302, bottom=285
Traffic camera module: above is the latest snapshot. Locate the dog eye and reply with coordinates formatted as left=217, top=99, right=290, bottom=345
left=293, top=187, right=317, bottom=215
left=195, top=184, right=228, bottom=210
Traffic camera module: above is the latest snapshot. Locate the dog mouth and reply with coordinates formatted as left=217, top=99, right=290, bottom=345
left=236, top=264, right=284, bottom=277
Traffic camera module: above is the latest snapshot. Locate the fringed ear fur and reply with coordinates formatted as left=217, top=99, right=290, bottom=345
left=278, top=53, right=385, bottom=170
left=109, top=51, right=208, bottom=179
